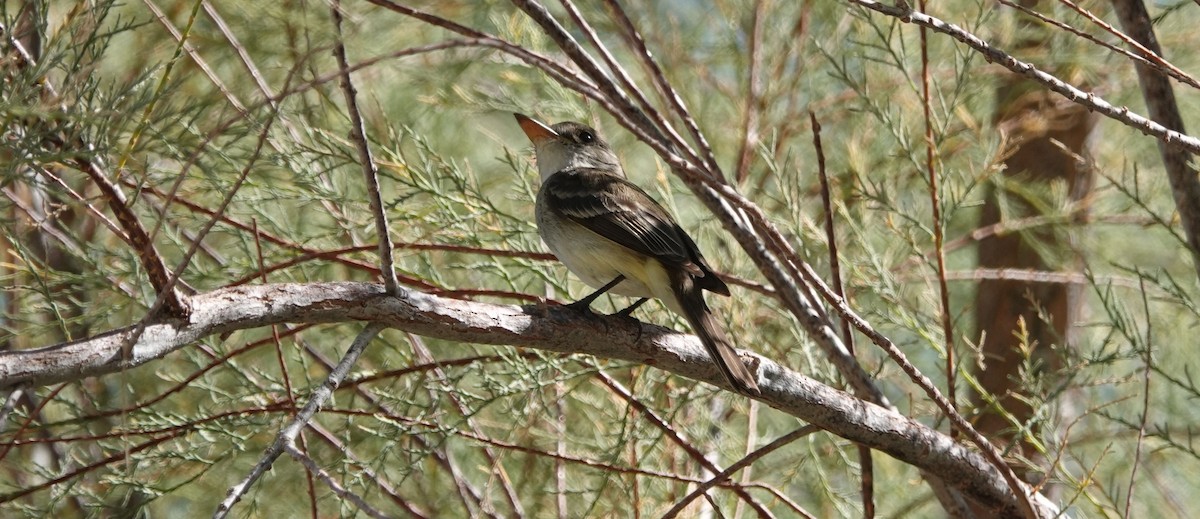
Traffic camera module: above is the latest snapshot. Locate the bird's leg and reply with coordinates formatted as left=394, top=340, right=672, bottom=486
left=567, top=275, right=625, bottom=313
left=615, top=298, right=649, bottom=318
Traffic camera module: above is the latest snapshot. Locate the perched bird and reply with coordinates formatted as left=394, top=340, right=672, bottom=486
left=515, top=113, right=760, bottom=395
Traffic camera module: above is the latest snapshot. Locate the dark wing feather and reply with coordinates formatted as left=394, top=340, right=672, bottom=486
left=543, top=168, right=693, bottom=269
left=543, top=168, right=730, bottom=297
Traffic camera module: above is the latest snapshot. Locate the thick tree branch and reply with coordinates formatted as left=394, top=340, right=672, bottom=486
left=0, top=282, right=1057, bottom=516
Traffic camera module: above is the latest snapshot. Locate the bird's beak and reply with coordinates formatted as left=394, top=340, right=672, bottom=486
left=514, top=113, right=558, bottom=144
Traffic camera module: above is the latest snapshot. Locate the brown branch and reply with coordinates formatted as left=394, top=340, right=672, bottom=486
left=332, top=0, right=400, bottom=295
left=917, top=0, right=957, bottom=437
left=73, top=158, right=188, bottom=316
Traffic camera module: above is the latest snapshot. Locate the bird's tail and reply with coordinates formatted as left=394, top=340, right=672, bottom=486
left=669, top=269, right=761, bottom=396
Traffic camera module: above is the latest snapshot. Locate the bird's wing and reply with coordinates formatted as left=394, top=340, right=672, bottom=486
left=542, top=168, right=698, bottom=272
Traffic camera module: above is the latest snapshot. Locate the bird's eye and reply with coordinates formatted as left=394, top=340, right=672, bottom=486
left=577, top=131, right=595, bottom=144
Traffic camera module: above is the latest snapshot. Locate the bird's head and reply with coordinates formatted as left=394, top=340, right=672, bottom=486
left=515, top=113, right=621, bottom=181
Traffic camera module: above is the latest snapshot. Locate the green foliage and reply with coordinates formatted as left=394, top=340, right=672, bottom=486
left=2, top=0, right=1199, bottom=517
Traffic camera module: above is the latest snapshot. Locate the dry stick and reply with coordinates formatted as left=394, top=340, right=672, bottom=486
left=847, top=0, right=1200, bottom=155
left=213, top=323, right=385, bottom=518
left=332, top=0, right=400, bottom=295
left=73, top=158, right=187, bottom=318
left=1108, top=0, right=1200, bottom=280
left=663, top=425, right=821, bottom=519
left=593, top=373, right=773, bottom=518
left=916, top=0, right=957, bottom=438
left=810, top=113, right=874, bottom=519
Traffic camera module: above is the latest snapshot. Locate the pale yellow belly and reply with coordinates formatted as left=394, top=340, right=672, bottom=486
left=536, top=209, right=666, bottom=300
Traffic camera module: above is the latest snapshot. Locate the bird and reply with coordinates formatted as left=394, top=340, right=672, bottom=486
left=514, top=113, right=761, bottom=396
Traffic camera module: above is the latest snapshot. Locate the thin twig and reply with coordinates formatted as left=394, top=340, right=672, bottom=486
left=593, top=372, right=773, bottom=517
left=918, top=0, right=957, bottom=437
left=597, top=0, right=722, bottom=175
left=332, top=0, right=400, bottom=295
left=810, top=112, right=874, bottom=518
left=735, top=0, right=766, bottom=184
left=998, top=0, right=1200, bottom=90
left=1124, top=275, right=1154, bottom=517
left=1057, top=0, right=1200, bottom=90
left=284, top=443, right=392, bottom=519
left=213, top=323, right=384, bottom=518
left=662, top=426, right=821, bottom=519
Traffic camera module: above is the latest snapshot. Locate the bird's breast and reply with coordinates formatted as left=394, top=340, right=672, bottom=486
left=535, top=193, right=658, bottom=299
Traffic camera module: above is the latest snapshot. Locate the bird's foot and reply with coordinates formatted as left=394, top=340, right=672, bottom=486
left=565, top=299, right=599, bottom=316
left=614, top=298, right=648, bottom=318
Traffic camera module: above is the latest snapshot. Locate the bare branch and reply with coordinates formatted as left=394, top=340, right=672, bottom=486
left=1, top=282, right=1057, bottom=516
left=331, top=0, right=401, bottom=295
